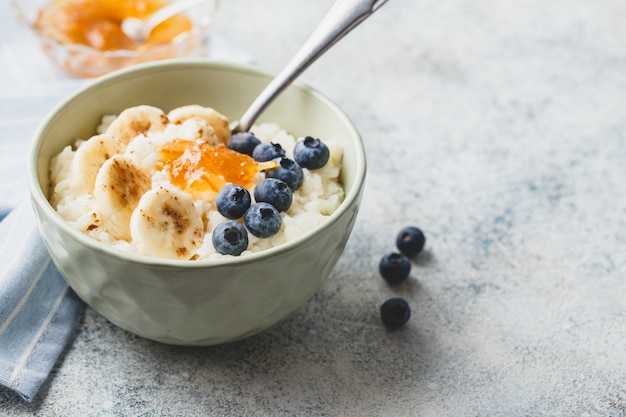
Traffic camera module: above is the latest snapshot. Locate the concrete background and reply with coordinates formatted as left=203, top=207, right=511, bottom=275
left=2, top=0, right=625, bottom=415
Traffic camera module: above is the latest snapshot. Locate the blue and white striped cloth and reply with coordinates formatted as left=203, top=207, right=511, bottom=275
left=0, top=83, right=85, bottom=402
left=0, top=200, right=84, bottom=401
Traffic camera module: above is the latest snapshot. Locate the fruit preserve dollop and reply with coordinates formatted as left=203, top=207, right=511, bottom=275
left=157, top=139, right=277, bottom=194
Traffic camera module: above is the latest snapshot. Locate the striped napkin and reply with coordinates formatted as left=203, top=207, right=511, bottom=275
left=0, top=200, right=84, bottom=402
left=0, top=82, right=86, bottom=402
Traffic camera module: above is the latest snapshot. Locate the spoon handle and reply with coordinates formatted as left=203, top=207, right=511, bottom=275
left=233, top=0, right=389, bottom=133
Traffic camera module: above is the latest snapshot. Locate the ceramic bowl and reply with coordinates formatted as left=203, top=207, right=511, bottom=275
left=11, top=0, right=218, bottom=77
left=28, top=60, right=366, bottom=346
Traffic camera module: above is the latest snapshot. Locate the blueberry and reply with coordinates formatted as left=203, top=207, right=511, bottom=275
left=380, top=298, right=411, bottom=328
left=252, top=142, right=285, bottom=162
left=244, top=202, right=282, bottom=238
left=216, top=184, right=251, bottom=219
left=396, top=226, right=426, bottom=258
left=293, top=136, right=330, bottom=170
left=254, top=178, right=293, bottom=212
left=379, top=252, right=411, bottom=284
left=265, top=158, right=304, bottom=190
left=227, top=132, right=261, bottom=156
left=212, top=220, right=249, bottom=256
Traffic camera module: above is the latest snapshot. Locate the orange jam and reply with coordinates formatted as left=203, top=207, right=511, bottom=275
left=34, top=0, right=194, bottom=51
left=157, top=140, right=278, bottom=194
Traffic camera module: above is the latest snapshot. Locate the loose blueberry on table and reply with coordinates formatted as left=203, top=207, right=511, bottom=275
left=212, top=220, right=249, bottom=256
left=379, top=252, right=411, bottom=284
left=380, top=297, right=411, bottom=328
left=396, top=226, right=426, bottom=258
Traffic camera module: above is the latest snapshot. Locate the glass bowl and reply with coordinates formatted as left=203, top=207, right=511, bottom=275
left=10, top=0, right=218, bottom=78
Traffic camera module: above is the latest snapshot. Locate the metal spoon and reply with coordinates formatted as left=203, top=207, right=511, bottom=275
left=231, top=0, right=389, bottom=133
left=121, top=0, right=212, bottom=43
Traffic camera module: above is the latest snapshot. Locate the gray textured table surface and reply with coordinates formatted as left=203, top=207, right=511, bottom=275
left=2, top=0, right=626, bottom=415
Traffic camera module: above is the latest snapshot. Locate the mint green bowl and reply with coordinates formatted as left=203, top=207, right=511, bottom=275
left=27, top=59, right=366, bottom=346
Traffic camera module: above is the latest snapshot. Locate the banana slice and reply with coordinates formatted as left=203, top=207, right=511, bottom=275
left=106, top=105, right=169, bottom=149
left=130, top=186, right=204, bottom=260
left=168, top=105, right=231, bottom=145
left=70, top=133, right=121, bottom=195
left=93, top=155, right=152, bottom=241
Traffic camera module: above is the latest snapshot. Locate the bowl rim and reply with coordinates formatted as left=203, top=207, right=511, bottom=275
left=27, top=59, right=367, bottom=269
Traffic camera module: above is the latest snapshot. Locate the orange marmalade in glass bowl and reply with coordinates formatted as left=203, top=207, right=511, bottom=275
left=10, top=0, right=218, bottom=77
